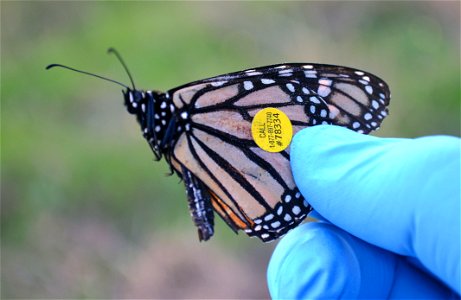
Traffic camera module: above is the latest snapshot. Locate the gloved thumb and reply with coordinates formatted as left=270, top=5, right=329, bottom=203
left=290, top=125, right=460, bottom=293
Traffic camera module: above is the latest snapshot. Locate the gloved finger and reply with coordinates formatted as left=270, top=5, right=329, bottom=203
left=290, top=125, right=460, bottom=294
left=267, top=222, right=458, bottom=299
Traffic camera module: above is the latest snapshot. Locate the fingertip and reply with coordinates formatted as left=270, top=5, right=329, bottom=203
left=290, top=126, right=340, bottom=198
left=290, top=125, right=376, bottom=207
left=291, top=125, right=347, bottom=159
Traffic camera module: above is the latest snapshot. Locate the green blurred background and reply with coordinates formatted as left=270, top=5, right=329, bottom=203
left=2, top=1, right=459, bottom=298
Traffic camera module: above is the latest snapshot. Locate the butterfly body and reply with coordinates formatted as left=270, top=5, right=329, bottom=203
left=122, top=63, right=391, bottom=242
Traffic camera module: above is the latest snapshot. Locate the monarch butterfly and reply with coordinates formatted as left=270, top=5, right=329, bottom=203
left=47, top=49, right=391, bottom=242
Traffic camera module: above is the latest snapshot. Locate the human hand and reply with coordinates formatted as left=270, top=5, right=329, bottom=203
left=267, top=125, right=460, bottom=299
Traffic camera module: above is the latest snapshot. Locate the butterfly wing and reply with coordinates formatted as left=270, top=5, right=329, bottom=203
left=170, top=63, right=390, bottom=133
left=167, top=64, right=390, bottom=242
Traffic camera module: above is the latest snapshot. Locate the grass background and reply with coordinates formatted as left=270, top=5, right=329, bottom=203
left=2, top=1, right=459, bottom=298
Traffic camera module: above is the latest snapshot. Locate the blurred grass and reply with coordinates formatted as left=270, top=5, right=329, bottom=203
left=2, top=1, right=459, bottom=298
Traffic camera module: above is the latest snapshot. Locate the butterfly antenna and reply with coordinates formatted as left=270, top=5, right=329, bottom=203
left=46, top=64, right=129, bottom=89
left=107, top=48, right=136, bottom=90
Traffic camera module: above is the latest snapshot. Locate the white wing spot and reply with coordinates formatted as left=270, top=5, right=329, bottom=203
left=181, top=111, right=188, bottom=119
left=372, top=100, right=380, bottom=109
left=261, top=79, right=275, bottom=84
left=365, top=85, right=373, bottom=94
left=279, top=69, right=293, bottom=74
left=292, top=206, right=301, bottom=215
left=160, top=102, right=167, bottom=109
left=246, top=71, right=263, bottom=76
left=355, top=71, right=365, bottom=76
left=304, top=70, right=317, bottom=78
left=318, top=86, right=331, bottom=97
left=318, top=79, right=333, bottom=97
left=155, top=125, right=161, bottom=132
left=295, top=192, right=301, bottom=198
left=264, top=214, right=274, bottom=221
left=302, top=87, right=310, bottom=94
left=279, top=71, right=293, bottom=77
left=379, top=93, right=386, bottom=99
left=211, top=81, right=226, bottom=87
left=284, top=194, right=292, bottom=202
left=170, top=104, right=175, bottom=112
left=286, top=83, right=295, bottom=92
left=296, top=96, right=303, bottom=102
left=254, top=225, right=262, bottom=231
left=302, top=65, right=313, bottom=69
left=364, top=113, right=372, bottom=120
left=310, top=105, right=316, bottom=114
left=261, top=233, right=270, bottom=239
left=310, top=96, right=321, bottom=104
left=277, top=206, right=283, bottom=215
left=275, top=65, right=287, bottom=69
left=243, top=81, right=254, bottom=90
left=362, top=76, right=370, bottom=82
left=284, top=214, right=292, bottom=222
left=141, top=103, right=146, bottom=112
left=320, top=109, right=328, bottom=118
left=353, top=122, right=360, bottom=129
left=271, top=221, right=281, bottom=229
left=380, top=110, right=388, bottom=117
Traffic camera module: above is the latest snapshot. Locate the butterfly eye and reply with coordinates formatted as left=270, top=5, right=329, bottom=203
left=133, top=91, right=143, bottom=103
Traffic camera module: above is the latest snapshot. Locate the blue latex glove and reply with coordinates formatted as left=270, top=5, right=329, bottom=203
left=268, top=125, right=460, bottom=299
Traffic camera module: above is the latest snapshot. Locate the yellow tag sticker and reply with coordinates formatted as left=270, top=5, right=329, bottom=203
left=251, top=107, right=293, bottom=152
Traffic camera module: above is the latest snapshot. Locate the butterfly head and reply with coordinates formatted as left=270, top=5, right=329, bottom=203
left=123, top=88, right=176, bottom=161
left=124, top=89, right=145, bottom=115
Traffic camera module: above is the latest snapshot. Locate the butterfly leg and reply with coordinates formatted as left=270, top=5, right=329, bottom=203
left=161, top=117, right=177, bottom=175
left=181, top=165, right=215, bottom=241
